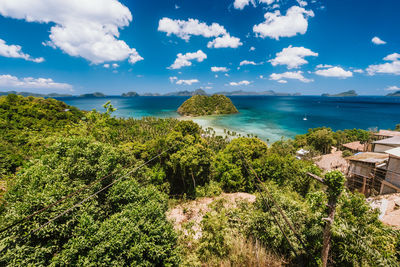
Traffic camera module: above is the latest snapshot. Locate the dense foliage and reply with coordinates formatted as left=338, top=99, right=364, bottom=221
left=0, top=95, right=398, bottom=266
left=177, top=94, right=238, bottom=116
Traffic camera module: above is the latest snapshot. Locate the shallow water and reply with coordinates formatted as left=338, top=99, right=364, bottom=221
left=60, top=96, right=400, bottom=143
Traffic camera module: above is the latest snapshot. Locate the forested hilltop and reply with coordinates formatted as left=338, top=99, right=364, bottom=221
left=177, top=94, right=238, bottom=116
left=0, top=94, right=399, bottom=266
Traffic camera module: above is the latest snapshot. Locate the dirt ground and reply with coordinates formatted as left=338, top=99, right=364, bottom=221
left=368, top=193, right=400, bottom=229
left=167, top=192, right=256, bottom=239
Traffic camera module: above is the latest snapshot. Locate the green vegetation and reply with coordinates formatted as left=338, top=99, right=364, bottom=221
left=0, top=95, right=398, bottom=266
left=122, top=91, right=139, bottom=97
left=79, top=92, right=105, bottom=97
left=322, top=90, right=358, bottom=97
left=177, top=94, right=238, bottom=116
left=387, top=90, right=400, bottom=97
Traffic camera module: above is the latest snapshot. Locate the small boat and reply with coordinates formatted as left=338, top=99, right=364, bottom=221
left=303, top=115, right=308, bottom=121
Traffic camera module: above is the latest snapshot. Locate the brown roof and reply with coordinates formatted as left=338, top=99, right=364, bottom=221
left=346, top=152, right=389, bottom=164
left=342, top=141, right=364, bottom=151
left=375, top=130, right=400, bottom=137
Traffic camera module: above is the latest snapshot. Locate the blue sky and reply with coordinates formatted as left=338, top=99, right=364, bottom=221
left=0, top=0, right=399, bottom=95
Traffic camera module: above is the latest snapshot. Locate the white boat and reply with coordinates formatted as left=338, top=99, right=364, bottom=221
left=303, top=115, right=308, bottom=121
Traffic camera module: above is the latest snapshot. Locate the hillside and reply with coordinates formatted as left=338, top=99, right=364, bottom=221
left=387, top=90, right=400, bottom=97
left=322, top=90, right=358, bottom=97
left=79, top=92, right=105, bottom=97
left=121, top=91, right=139, bottom=97
left=177, top=94, right=238, bottom=116
left=0, top=95, right=398, bottom=266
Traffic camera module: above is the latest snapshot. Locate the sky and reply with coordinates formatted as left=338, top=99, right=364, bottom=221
left=0, top=0, right=399, bottom=95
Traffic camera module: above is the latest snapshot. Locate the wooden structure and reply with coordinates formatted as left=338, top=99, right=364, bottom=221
left=381, top=147, right=400, bottom=194
left=372, top=136, right=400, bottom=153
left=374, top=130, right=400, bottom=140
left=346, top=152, right=389, bottom=196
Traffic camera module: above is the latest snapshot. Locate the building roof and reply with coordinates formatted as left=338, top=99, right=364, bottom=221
left=375, top=130, right=400, bottom=137
left=343, top=141, right=364, bottom=151
left=373, top=136, right=400, bottom=145
left=346, top=152, right=389, bottom=164
left=385, top=147, right=400, bottom=158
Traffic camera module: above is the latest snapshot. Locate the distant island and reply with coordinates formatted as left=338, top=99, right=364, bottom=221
left=322, top=90, right=358, bottom=97
left=0, top=91, right=72, bottom=97
left=121, top=91, right=139, bottom=97
left=79, top=92, right=105, bottom=98
left=177, top=94, right=238, bottom=116
left=165, top=89, right=207, bottom=96
left=386, top=90, right=400, bottom=97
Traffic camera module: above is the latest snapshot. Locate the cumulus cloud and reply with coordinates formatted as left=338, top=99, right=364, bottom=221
left=207, top=34, right=242, bottom=48
left=316, top=64, right=333, bottom=69
left=229, top=80, right=251, bottom=86
left=169, top=76, right=178, bottom=83
left=253, top=6, right=314, bottom=40
left=158, top=17, right=241, bottom=49
left=353, top=69, right=364, bottom=73
left=366, top=53, right=400, bottom=75
left=176, top=79, right=199, bottom=85
left=0, top=74, right=73, bottom=90
left=234, top=0, right=277, bottom=10
left=269, top=71, right=312, bottom=83
left=386, top=85, right=400, bottom=91
left=315, top=66, right=353, bottom=78
left=0, top=38, right=44, bottom=63
left=371, top=36, right=386, bottom=45
left=269, top=46, right=318, bottom=69
left=0, top=0, right=143, bottom=65
left=168, top=50, right=207, bottom=69
left=239, top=60, right=259, bottom=66
left=249, top=46, right=256, bottom=51
left=211, top=66, right=229, bottom=72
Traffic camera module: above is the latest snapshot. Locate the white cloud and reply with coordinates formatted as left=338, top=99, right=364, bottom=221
left=0, top=38, right=44, bottom=63
left=235, top=0, right=277, bottom=10
left=158, top=17, right=241, bottom=49
left=315, top=66, right=353, bottom=78
left=169, top=76, right=178, bottom=83
left=168, top=50, right=207, bottom=69
left=176, top=79, right=199, bottom=85
left=353, top=69, right=364, bottom=73
left=316, top=64, right=333, bottom=69
left=211, top=66, right=229, bottom=72
left=386, top=85, right=400, bottom=91
left=0, top=74, right=72, bottom=90
left=270, top=71, right=312, bottom=83
left=366, top=53, right=400, bottom=75
left=239, top=60, right=259, bottom=66
left=0, top=0, right=142, bottom=65
left=234, top=0, right=255, bottom=10
left=207, top=34, right=242, bottom=48
left=158, top=17, right=227, bottom=41
left=249, top=46, right=255, bottom=51
left=229, top=80, right=251, bottom=86
left=269, top=45, right=318, bottom=69
left=297, top=0, right=308, bottom=7
left=103, top=64, right=110, bottom=68
left=371, top=36, right=386, bottom=45
left=253, top=6, right=314, bottom=40
left=112, top=63, right=119, bottom=68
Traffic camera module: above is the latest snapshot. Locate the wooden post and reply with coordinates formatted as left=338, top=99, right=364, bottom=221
left=307, top=172, right=343, bottom=267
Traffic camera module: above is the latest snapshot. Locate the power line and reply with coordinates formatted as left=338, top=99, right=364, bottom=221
left=26, top=147, right=173, bottom=237
left=0, top=146, right=173, bottom=236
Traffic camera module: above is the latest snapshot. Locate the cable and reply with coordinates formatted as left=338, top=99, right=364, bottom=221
left=0, top=146, right=173, bottom=237
left=25, top=147, right=173, bottom=237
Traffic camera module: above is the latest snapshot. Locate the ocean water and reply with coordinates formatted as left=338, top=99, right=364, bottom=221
left=59, top=96, right=400, bottom=143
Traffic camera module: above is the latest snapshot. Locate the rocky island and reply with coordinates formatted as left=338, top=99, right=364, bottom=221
left=322, top=90, right=358, bottom=97
left=387, top=90, right=400, bottom=97
left=177, top=94, right=238, bottom=116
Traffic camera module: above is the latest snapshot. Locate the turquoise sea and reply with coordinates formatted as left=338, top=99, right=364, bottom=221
left=59, top=96, right=400, bottom=143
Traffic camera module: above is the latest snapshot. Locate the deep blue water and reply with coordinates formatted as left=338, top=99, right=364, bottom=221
left=59, top=96, right=400, bottom=142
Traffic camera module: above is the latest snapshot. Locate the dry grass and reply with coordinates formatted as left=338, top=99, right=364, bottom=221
left=215, top=234, right=286, bottom=267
